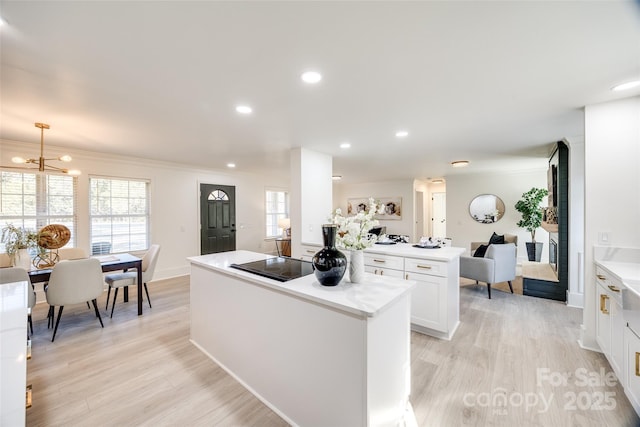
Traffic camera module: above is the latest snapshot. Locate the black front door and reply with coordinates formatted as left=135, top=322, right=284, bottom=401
left=200, top=184, right=236, bottom=254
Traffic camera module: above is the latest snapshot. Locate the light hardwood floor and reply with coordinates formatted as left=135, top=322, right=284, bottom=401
left=26, top=278, right=640, bottom=426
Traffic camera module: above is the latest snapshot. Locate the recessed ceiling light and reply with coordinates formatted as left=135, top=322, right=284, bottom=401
left=451, top=160, right=469, bottom=167
left=332, top=175, right=342, bottom=181
left=395, top=130, right=409, bottom=138
left=340, top=142, right=351, bottom=149
left=235, top=105, right=252, bottom=114
left=227, top=163, right=236, bottom=168
left=301, top=71, right=322, bottom=84
left=612, top=80, right=640, bottom=91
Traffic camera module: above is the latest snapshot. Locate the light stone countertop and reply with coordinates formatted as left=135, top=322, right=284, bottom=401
left=301, top=242, right=465, bottom=261
left=188, top=250, right=415, bottom=318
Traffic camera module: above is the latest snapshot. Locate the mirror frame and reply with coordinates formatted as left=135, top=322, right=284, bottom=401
left=469, top=194, right=505, bottom=224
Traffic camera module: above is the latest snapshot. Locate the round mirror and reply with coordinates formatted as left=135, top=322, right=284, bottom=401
left=469, top=194, right=505, bottom=224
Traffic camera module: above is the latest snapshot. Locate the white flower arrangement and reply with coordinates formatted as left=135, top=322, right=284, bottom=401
left=330, top=197, right=385, bottom=250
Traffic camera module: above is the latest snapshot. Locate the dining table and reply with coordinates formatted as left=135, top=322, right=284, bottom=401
left=28, top=253, right=145, bottom=315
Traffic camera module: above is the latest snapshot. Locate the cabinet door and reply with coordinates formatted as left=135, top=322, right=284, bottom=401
left=626, top=327, right=640, bottom=414
left=406, top=272, right=447, bottom=332
left=299, top=245, right=319, bottom=262
left=596, top=283, right=611, bottom=357
left=610, top=296, right=624, bottom=378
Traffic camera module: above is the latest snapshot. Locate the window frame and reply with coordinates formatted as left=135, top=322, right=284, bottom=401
left=0, top=170, right=78, bottom=252
left=89, top=175, right=150, bottom=255
left=265, top=188, right=289, bottom=239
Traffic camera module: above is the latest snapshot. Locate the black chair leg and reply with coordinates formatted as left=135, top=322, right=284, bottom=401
left=28, top=314, right=33, bottom=336
left=106, top=285, right=112, bottom=310
left=144, top=283, right=152, bottom=308
left=110, top=287, right=119, bottom=318
left=91, top=299, right=104, bottom=328
left=52, top=306, right=64, bottom=342
left=47, top=305, right=54, bottom=329
left=508, top=281, right=514, bottom=293
left=487, top=283, right=492, bottom=299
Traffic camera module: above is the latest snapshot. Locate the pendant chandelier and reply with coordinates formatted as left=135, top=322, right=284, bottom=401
left=8, top=122, right=81, bottom=175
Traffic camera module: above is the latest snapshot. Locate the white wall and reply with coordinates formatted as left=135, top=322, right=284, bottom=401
left=444, top=169, right=548, bottom=263
left=0, top=139, right=289, bottom=280
left=581, top=95, right=640, bottom=350
left=333, top=179, right=415, bottom=240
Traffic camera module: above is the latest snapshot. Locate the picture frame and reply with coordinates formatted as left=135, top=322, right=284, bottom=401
left=347, top=197, right=402, bottom=220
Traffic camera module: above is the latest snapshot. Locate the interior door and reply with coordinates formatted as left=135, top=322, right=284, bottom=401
left=432, top=192, right=446, bottom=238
left=200, top=184, right=236, bottom=254
left=415, top=191, right=425, bottom=238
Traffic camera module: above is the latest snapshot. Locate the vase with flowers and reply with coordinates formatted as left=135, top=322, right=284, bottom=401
left=330, top=197, right=385, bottom=283
left=1, top=224, right=40, bottom=270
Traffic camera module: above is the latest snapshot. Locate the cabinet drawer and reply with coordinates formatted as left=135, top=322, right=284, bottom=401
left=299, top=244, right=320, bottom=261
left=365, top=265, right=405, bottom=279
left=364, top=253, right=404, bottom=271
left=596, top=266, right=623, bottom=304
left=404, top=257, right=447, bottom=277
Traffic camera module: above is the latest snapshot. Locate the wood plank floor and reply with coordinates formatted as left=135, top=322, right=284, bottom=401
left=26, top=278, right=640, bottom=426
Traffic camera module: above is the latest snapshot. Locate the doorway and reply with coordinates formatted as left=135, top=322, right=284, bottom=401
left=200, top=184, right=236, bottom=254
left=432, top=192, right=446, bottom=238
left=415, top=191, right=425, bottom=238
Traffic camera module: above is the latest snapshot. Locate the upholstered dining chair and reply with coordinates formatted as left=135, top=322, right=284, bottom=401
left=45, top=258, right=105, bottom=341
left=0, top=267, right=36, bottom=335
left=105, top=244, right=160, bottom=317
left=459, top=243, right=517, bottom=299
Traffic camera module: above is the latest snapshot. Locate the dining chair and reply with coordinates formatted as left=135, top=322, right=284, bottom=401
left=0, top=267, right=36, bottom=335
left=45, top=258, right=105, bottom=342
left=105, top=244, right=160, bottom=317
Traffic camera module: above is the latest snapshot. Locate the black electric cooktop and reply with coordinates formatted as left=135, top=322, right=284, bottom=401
left=230, top=257, right=314, bottom=282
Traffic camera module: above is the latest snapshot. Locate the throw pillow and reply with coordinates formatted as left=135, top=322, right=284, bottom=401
left=489, top=232, right=505, bottom=245
left=473, top=244, right=489, bottom=257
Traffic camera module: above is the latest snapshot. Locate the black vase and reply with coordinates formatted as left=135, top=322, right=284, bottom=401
left=312, top=224, right=347, bottom=286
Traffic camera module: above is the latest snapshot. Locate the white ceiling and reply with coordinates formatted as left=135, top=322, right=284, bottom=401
left=1, top=1, right=639, bottom=183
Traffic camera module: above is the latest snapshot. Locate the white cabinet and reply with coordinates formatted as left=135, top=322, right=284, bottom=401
left=364, top=253, right=404, bottom=279
left=595, top=267, right=624, bottom=379
left=625, top=327, right=640, bottom=415
left=299, top=243, right=321, bottom=262
left=1, top=280, right=29, bottom=427
left=364, top=248, right=461, bottom=340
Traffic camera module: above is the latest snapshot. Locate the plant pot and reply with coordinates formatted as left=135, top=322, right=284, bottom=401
left=312, top=224, right=347, bottom=286
left=526, top=242, right=544, bottom=262
left=13, top=248, right=32, bottom=271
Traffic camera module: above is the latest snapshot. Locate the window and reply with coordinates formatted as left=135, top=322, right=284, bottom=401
left=0, top=171, right=77, bottom=251
left=90, top=176, right=149, bottom=254
left=265, top=189, right=289, bottom=238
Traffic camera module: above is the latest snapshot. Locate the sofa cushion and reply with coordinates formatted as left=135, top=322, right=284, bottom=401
left=489, top=232, right=505, bottom=245
left=474, top=244, right=489, bottom=257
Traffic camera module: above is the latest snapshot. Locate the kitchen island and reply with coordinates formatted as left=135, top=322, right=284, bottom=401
left=189, top=250, right=416, bottom=427
left=298, top=242, right=465, bottom=340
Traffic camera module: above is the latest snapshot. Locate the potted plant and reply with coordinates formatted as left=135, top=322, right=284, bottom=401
left=1, top=224, right=40, bottom=269
left=514, top=187, right=549, bottom=262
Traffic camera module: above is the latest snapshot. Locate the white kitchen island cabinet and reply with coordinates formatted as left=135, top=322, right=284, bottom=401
left=363, top=244, right=465, bottom=340
left=189, top=250, right=416, bottom=427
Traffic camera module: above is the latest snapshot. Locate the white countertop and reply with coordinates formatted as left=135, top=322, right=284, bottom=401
left=596, top=260, right=640, bottom=288
left=364, top=242, right=465, bottom=260
left=301, top=242, right=465, bottom=261
left=188, top=250, right=415, bottom=318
